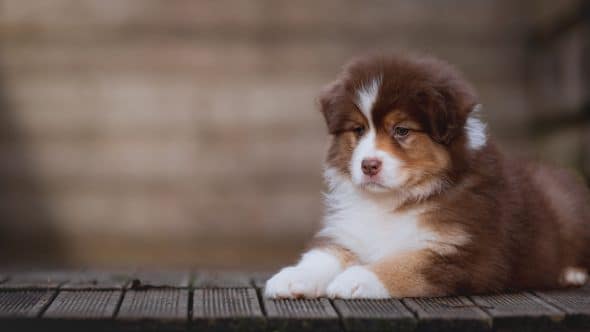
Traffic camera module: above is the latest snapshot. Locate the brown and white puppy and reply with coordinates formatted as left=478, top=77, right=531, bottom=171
left=265, top=52, right=590, bottom=299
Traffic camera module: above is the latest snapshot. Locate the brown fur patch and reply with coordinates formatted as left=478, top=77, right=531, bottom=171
left=370, top=250, right=444, bottom=297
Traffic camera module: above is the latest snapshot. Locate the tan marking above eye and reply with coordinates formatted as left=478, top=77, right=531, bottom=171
left=383, top=111, right=406, bottom=128
left=343, top=120, right=363, bottom=130
left=382, top=111, right=422, bottom=133
left=390, top=120, right=421, bottom=132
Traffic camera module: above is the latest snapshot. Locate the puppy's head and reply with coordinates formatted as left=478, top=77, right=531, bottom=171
left=320, top=53, right=483, bottom=196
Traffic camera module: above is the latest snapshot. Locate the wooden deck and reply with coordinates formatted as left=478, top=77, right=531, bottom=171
left=0, top=270, right=589, bottom=331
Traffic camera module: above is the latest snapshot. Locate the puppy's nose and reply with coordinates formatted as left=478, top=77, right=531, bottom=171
left=361, top=158, right=382, bottom=176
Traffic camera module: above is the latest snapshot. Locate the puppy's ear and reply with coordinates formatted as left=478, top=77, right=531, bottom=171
left=318, top=80, right=347, bottom=134
left=415, top=82, right=477, bottom=145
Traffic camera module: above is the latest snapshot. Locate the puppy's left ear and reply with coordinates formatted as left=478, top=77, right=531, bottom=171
left=416, top=81, right=478, bottom=145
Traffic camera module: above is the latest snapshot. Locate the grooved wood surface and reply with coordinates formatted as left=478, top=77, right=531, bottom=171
left=193, top=288, right=262, bottom=318
left=0, top=271, right=588, bottom=331
left=117, top=289, right=189, bottom=321
left=535, top=288, right=590, bottom=328
left=471, top=292, right=564, bottom=331
left=403, top=296, right=492, bottom=332
left=43, top=290, right=121, bottom=319
left=264, top=298, right=340, bottom=332
left=192, top=288, right=265, bottom=331
left=265, top=298, right=338, bottom=319
left=333, top=299, right=416, bottom=332
left=0, top=290, right=55, bottom=318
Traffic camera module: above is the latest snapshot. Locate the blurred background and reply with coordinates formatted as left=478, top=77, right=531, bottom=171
left=0, top=0, right=588, bottom=270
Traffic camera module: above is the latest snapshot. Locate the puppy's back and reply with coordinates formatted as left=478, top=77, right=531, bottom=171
left=529, top=163, right=590, bottom=269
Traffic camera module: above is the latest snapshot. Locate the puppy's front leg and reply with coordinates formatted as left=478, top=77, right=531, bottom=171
left=327, top=250, right=446, bottom=299
left=265, top=247, right=355, bottom=298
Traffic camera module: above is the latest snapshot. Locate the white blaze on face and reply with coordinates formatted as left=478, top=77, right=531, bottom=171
left=357, top=78, right=381, bottom=118
left=350, top=77, right=405, bottom=191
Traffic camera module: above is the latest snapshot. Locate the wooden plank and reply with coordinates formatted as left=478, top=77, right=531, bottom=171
left=0, top=289, right=55, bottom=318
left=0, top=270, right=72, bottom=289
left=403, top=296, right=492, bottom=332
left=116, top=288, right=188, bottom=331
left=263, top=298, right=341, bottom=332
left=192, top=288, right=265, bottom=331
left=194, top=271, right=252, bottom=288
left=471, top=292, right=564, bottom=331
left=129, top=270, right=191, bottom=289
left=333, top=299, right=416, bottom=332
left=42, top=290, right=121, bottom=331
left=61, top=270, right=133, bottom=290
left=535, top=287, right=590, bottom=329
left=0, top=289, right=56, bottom=330
left=43, top=290, right=121, bottom=318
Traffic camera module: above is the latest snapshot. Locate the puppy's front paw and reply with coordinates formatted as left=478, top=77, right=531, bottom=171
left=327, top=266, right=389, bottom=299
left=264, top=267, right=329, bottom=298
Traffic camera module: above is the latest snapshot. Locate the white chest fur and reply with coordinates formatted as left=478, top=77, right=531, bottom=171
left=319, top=172, right=441, bottom=264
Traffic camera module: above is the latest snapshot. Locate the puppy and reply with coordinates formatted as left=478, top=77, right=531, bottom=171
left=265, top=52, right=590, bottom=299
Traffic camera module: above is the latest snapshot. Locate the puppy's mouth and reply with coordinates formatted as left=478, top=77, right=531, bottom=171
left=359, top=179, right=390, bottom=191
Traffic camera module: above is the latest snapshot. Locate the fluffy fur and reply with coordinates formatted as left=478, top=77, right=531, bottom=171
left=265, top=52, right=590, bottom=299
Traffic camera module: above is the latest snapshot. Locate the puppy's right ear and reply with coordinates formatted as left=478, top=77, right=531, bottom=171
left=318, top=81, right=346, bottom=134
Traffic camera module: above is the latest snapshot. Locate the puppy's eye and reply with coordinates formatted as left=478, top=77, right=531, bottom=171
left=352, top=126, right=365, bottom=137
left=393, top=126, right=409, bottom=138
